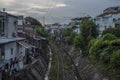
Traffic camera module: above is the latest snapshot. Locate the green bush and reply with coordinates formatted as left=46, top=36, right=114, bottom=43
left=102, top=28, right=120, bottom=38
left=89, top=34, right=118, bottom=60
left=89, top=33, right=120, bottom=76
left=110, top=50, right=120, bottom=70
left=62, top=29, right=76, bottom=44
left=101, top=33, right=117, bottom=41
left=74, top=35, right=85, bottom=50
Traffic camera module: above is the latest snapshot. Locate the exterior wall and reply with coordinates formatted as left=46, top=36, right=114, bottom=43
left=95, top=13, right=120, bottom=34
left=4, top=41, right=25, bottom=69
left=0, top=12, right=18, bottom=37
left=6, top=16, right=17, bottom=37
left=17, top=42, right=25, bottom=69
left=18, top=20, right=23, bottom=26
left=23, top=26, right=36, bottom=38
left=4, top=42, right=17, bottom=60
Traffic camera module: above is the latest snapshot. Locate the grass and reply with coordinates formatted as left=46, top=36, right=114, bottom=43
left=49, top=48, right=58, bottom=80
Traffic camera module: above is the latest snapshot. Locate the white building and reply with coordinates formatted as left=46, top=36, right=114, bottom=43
left=45, top=23, right=62, bottom=37
left=17, top=16, right=25, bottom=35
left=0, top=37, right=27, bottom=69
left=95, top=6, right=120, bottom=34
left=0, top=11, right=18, bottom=37
left=69, top=18, right=82, bottom=34
left=0, top=11, right=30, bottom=79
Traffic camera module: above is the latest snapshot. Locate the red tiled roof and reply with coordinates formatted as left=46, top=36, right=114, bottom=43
left=97, top=10, right=120, bottom=17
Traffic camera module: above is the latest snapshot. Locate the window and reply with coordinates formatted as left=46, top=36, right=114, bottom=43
left=0, top=16, right=5, bottom=36
left=11, top=48, right=13, bottom=55
left=0, top=45, right=5, bottom=59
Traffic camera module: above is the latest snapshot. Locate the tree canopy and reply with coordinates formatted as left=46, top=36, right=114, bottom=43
left=36, top=26, right=47, bottom=37
left=73, top=17, right=99, bottom=54
left=89, top=33, right=120, bottom=75
left=25, top=16, right=42, bottom=26
left=80, top=17, right=99, bottom=43
left=62, top=29, right=76, bottom=44
left=102, top=28, right=120, bottom=38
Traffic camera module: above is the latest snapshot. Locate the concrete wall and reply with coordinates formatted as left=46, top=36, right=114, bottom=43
left=6, top=16, right=17, bottom=37
left=4, top=42, right=17, bottom=60
left=4, top=41, right=25, bottom=69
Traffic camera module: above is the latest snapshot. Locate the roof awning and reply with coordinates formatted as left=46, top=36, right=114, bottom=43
left=18, top=42, right=30, bottom=49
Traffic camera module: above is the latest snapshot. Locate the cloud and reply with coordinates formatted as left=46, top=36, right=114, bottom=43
left=7, top=10, right=18, bottom=14
left=31, top=5, right=50, bottom=9
left=0, top=0, right=67, bottom=16
left=0, top=0, right=119, bottom=23
left=56, top=3, right=67, bottom=7
left=0, top=0, right=15, bottom=6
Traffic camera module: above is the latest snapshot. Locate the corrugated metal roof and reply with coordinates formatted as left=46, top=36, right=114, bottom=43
left=0, top=37, right=25, bottom=44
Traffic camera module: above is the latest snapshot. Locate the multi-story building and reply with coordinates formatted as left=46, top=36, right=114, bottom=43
left=17, top=17, right=46, bottom=56
left=0, top=11, right=30, bottom=79
left=95, top=6, right=120, bottom=34
left=45, top=23, right=62, bottom=38
left=17, top=16, right=25, bottom=37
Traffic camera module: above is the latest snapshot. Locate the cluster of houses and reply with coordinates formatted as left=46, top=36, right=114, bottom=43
left=0, top=10, right=47, bottom=79
left=44, top=18, right=82, bottom=37
left=68, top=6, right=120, bottom=35
left=44, top=6, right=120, bottom=42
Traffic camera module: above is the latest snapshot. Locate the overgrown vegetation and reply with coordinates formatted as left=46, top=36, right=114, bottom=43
left=50, top=16, right=120, bottom=78
left=70, top=16, right=120, bottom=78
left=49, top=49, right=58, bottom=80
left=89, top=33, right=120, bottom=77
left=62, top=29, right=76, bottom=45
left=73, top=17, right=99, bottom=54
left=25, top=16, right=42, bottom=26
left=73, top=34, right=85, bottom=51
left=36, top=26, right=48, bottom=37
left=102, top=28, right=120, bottom=38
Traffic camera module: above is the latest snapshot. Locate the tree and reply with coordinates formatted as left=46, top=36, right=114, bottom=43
left=89, top=33, right=117, bottom=60
left=25, top=16, right=42, bottom=26
left=62, top=29, right=72, bottom=37
left=77, top=17, right=99, bottom=54
left=80, top=17, right=99, bottom=44
left=74, top=34, right=85, bottom=51
left=102, top=28, right=120, bottom=38
left=36, top=26, right=47, bottom=37
left=62, top=29, right=76, bottom=44
left=110, top=50, right=120, bottom=71
left=89, top=33, right=120, bottom=75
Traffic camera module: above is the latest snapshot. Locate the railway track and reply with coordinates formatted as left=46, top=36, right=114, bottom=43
left=51, top=42, right=65, bottom=80
left=50, top=40, right=82, bottom=80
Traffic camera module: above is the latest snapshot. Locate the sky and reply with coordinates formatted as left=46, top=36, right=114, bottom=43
left=0, top=0, right=120, bottom=24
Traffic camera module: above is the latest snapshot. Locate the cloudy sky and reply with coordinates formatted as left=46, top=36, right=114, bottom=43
left=0, top=0, right=120, bottom=23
